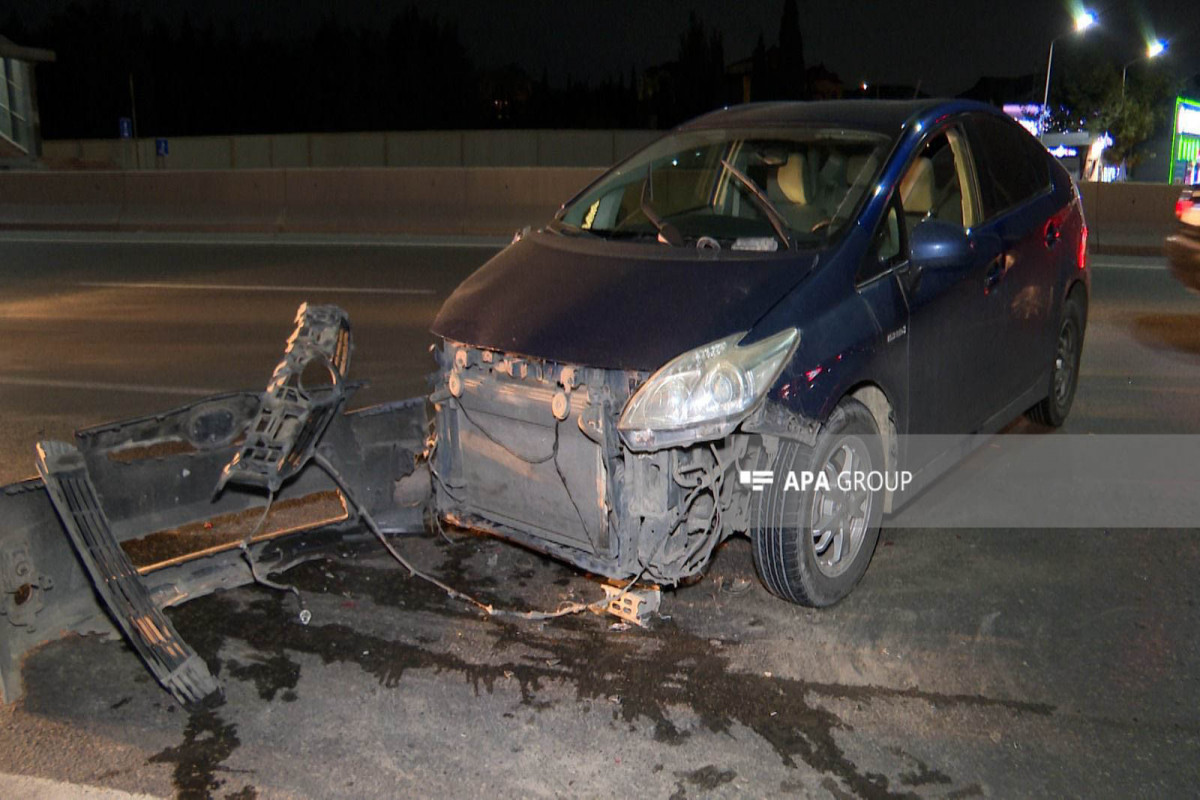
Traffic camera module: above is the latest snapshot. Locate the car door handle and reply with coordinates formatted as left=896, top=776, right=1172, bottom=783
left=1044, top=222, right=1061, bottom=249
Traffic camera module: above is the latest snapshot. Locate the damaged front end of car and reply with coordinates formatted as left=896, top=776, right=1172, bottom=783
left=0, top=304, right=430, bottom=707
left=430, top=325, right=802, bottom=586
left=0, top=300, right=808, bottom=707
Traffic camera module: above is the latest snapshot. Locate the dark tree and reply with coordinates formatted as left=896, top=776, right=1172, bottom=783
left=666, top=12, right=725, bottom=125
left=777, top=0, right=807, bottom=99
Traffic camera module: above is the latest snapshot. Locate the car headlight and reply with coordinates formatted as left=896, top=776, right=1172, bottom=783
left=618, top=328, right=799, bottom=450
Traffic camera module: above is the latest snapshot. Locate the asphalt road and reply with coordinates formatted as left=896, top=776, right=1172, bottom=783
left=0, top=232, right=1198, bottom=799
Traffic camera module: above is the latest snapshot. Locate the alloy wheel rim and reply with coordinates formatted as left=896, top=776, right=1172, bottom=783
left=1053, top=320, right=1078, bottom=407
left=809, top=437, right=873, bottom=578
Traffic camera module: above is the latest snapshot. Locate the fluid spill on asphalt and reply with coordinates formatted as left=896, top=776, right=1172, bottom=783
left=164, top=552, right=1054, bottom=800
left=148, top=697, right=255, bottom=800
left=670, top=764, right=737, bottom=798
left=226, top=652, right=301, bottom=702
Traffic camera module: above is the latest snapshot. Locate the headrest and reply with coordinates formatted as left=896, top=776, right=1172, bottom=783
left=776, top=154, right=808, bottom=205
left=900, top=157, right=934, bottom=214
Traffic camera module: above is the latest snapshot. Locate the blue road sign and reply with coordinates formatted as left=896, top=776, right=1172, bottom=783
left=155, top=138, right=169, bottom=157
left=119, top=118, right=132, bottom=139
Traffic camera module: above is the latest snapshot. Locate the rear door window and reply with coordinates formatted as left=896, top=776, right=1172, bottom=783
left=964, top=115, right=1051, bottom=220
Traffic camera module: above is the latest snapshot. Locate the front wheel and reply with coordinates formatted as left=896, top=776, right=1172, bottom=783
left=751, top=398, right=884, bottom=607
left=1027, top=291, right=1086, bottom=427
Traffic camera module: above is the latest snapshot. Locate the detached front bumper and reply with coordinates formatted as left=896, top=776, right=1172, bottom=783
left=0, top=305, right=430, bottom=706
left=431, top=340, right=754, bottom=585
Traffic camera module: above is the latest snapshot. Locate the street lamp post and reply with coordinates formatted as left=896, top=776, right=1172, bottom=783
left=1122, top=39, right=1167, bottom=97
left=1041, top=10, right=1097, bottom=139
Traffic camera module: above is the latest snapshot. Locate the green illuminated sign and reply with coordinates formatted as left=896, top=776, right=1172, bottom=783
left=1170, top=96, right=1200, bottom=183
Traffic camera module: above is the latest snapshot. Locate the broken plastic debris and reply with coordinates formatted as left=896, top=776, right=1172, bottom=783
left=298, top=609, right=312, bottom=625
left=602, top=584, right=661, bottom=627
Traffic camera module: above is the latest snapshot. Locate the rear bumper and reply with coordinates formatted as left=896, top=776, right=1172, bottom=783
left=1166, top=229, right=1200, bottom=293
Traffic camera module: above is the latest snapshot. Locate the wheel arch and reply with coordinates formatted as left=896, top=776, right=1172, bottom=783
left=1065, top=277, right=1089, bottom=317
left=844, top=382, right=900, bottom=513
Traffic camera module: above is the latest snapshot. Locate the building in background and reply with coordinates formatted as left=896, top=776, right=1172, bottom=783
left=1002, top=102, right=1118, bottom=182
left=0, top=36, right=55, bottom=167
left=1170, top=96, right=1200, bottom=185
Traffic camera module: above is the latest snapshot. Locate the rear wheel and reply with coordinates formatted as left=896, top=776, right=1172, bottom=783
left=1027, top=291, right=1085, bottom=427
left=751, top=398, right=884, bottom=607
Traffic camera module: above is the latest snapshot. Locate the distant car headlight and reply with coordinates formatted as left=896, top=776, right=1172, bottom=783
left=618, top=328, right=799, bottom=450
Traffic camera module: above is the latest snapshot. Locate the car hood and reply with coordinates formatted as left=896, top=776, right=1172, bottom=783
left=432, top=231, right=819, bottom=371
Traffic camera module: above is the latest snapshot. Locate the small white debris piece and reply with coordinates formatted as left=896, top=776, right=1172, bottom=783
left=601, top=584, right=662, bottom=628
left=298, top=609, right=312, bottom=625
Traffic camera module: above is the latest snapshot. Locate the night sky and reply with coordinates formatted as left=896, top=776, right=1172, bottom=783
left=3, top=0, right=1197, bottom=96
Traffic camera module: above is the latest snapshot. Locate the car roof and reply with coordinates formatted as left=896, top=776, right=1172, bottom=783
left=677, top=98, right=1006, bottom=139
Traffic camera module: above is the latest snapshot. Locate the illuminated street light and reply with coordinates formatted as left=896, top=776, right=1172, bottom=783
left=1041, top=9, right=1098, bottom=138
left=1122, top=39, right=1168, bottom=97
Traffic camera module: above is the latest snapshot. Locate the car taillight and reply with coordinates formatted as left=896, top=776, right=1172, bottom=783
left=1178, top=196, right=1195, bottom=220
left=1077, top=223, right=1088, bottom=270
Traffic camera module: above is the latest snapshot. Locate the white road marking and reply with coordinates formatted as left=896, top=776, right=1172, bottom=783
left=0, top=376, right=221, bottom=397
left=0, top=232, right=507, bottom=248
left=0, top=771, right=164, bottom=799
left=1090, top=261, right=1165, bottom=270
left=78, top=281, right=435, bottom=295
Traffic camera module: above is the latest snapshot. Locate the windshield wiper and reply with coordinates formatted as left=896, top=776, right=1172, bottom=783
left=640, top=164, right=685, bottom=247
left=719, top=158, right=792, bottom=250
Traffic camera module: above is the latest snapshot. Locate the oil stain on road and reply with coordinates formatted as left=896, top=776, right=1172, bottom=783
left=161, top=546, right=1054, bottom=800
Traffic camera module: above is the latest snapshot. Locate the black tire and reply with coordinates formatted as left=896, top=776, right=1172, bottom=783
left=751, top=398, right=884, bottom=607
left=1027, top=290, right=1086, bottom=427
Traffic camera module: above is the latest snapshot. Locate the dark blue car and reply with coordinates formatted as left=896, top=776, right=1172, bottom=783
left=0, top=99, right=1095, bottom=706
left=430, top=99, right=1090, bottom=606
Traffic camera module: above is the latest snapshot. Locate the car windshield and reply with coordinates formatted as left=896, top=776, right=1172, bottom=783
left=558, top=127, right=889, bottom=249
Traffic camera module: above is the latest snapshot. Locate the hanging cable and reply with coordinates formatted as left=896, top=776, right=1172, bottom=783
left=312, top=452, right=646, bottom=622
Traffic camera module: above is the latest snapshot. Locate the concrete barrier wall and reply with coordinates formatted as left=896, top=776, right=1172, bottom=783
left=0, top=171, right=123, bottom=228
left=0, top=167, right=606, bottom=235
left=121, top=170, right=287, bottom=232
left=1078, top=181, right=1180, bottom=252
left=0, top=169, right=1181, bottom=245
left=41, top=129, right=662, bottom=171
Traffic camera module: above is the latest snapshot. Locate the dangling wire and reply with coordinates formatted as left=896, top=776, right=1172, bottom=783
left=237, top=489, right=303, bottom=599
left=312, top=452, right=646, bottom=622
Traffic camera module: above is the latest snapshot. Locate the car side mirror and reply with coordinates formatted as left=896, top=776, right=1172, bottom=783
left=909, top=217, right=971, bottom=269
